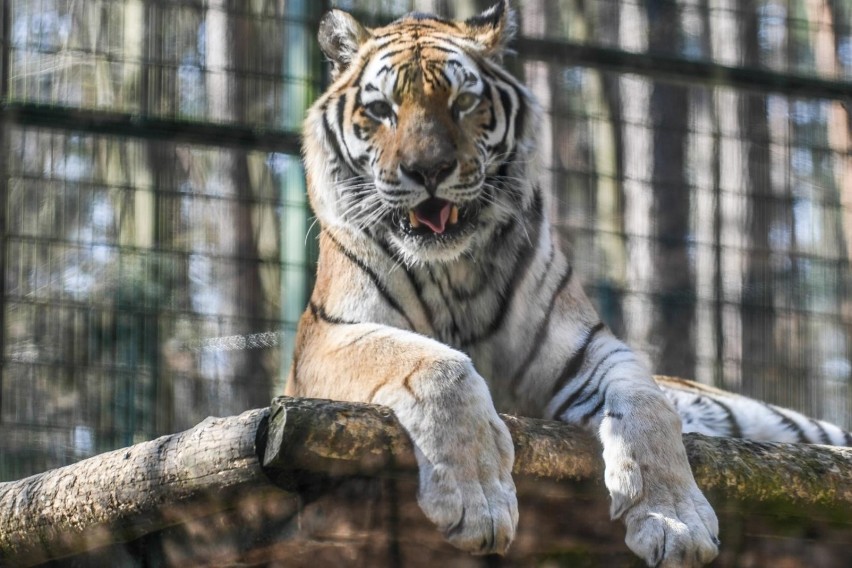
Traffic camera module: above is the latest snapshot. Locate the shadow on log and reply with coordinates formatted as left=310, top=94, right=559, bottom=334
left=1, top=396, right=852, bottom=567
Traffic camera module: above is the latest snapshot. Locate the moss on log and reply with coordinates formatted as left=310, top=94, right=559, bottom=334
left=263, top=396, right=852, bottom=507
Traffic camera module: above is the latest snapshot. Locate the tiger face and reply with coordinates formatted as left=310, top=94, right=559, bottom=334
left=303, top=4, right=538, bottom=263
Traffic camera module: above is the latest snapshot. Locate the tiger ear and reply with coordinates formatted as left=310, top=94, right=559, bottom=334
left=318, top=10, right=371, bottom=78
left=463, top=0, right=517, bottom=59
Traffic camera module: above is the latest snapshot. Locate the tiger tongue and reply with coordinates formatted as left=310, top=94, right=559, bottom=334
left=413, top=199, right=452, bottom=234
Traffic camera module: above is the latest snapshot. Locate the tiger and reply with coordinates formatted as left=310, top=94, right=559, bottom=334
left=286, top=2, right=852, bottom=566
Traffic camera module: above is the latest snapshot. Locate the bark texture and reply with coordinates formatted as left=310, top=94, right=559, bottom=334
left=261, top=396, right=604, bottom=481
left=2, top=396, right=852, bottom=567
left=263, top=396, right=852, bottom=506
left=0, top=408, right=272, bottom=566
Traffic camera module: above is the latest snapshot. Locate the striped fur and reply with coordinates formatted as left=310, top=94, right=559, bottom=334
left=289, top=3, right=850, bottom=566
left=658, top=376, right=852, bottom=446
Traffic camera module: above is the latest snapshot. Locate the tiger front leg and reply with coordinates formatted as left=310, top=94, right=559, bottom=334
left=548, top=340, right=719, bottom=566
left=290, top=321, right=518, bottom=555
left=601, top=383, right=719, bottom=567
left=378, top=356, right=518, bottom=554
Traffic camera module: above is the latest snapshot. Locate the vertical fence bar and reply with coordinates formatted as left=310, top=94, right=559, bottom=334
left=0, top=0, right=10, bottom=426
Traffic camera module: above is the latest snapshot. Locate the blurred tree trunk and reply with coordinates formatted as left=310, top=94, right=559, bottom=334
left=204, top=0, right=239, bottom=412
left=140, top=2, right=174, bottom=437
left=690, top=0, right=725, bottom=387
left=809, top=0, right=852, bottom=425
left=577, top=0, right=627, bottom=333
left=0, top=44, right=6, bottom=429
left=647, top=1, right=695, bottom=378
left=618, top=2, right=655, bottom=359
left=202, top=1, right=270, bottom=409
left=816, top=2, right=852, bottom=255
left=739, top=1, right=780, bottom=401
left=709, top=0, right=748, bottom=393
left=229, top=11, right=272, bottom=407
left=596, top=0, right=628, bottom=337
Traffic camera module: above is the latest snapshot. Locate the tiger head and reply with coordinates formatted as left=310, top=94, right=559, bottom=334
left=303, top=1, right=541, bottom=263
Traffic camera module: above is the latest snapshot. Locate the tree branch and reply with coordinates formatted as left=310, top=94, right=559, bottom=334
left=2, top=396, right=852, bottom=566
left=0, top=408, right=273, bottom=566
left=261, top=396, right=852, bottom=505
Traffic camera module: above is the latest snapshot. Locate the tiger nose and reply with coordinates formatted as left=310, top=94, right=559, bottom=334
left=400, top=159, right=457, bottom=194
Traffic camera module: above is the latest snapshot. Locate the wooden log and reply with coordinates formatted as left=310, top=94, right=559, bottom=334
left=3, top=396, right=852, bottom=566
left=261, top=396, right=603, bottom=482
left=0, top=408, right=272, bottom=567
left=262, top=396, right=852, bottom=506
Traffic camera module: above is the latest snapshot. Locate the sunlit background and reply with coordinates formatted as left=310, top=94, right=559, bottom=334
left=1, top=0, right=850, bottom=482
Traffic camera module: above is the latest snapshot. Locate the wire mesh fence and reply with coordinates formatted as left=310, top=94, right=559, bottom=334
left=1, top=0, right=850, bottom=481
left=514, top=0, right=852, bottom=428
left=0, top=0, right=324, bottom=480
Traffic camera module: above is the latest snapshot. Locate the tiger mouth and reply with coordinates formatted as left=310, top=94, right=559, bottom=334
left=402, top=197, right=473, bottom=237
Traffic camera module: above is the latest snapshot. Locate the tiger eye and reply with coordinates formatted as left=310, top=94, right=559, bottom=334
left=454, top=92, right=480, bottom=114
left=365, top=100, right=394, bottom=121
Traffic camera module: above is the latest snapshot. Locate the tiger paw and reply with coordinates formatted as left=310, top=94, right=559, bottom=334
left=608, top=457, right=719, bottom=567
left=600, top=389, right=719, bottom=566
left=621, top=487, right=719, bottom=567
left=414, top=412, right=518, bottom=555
left=374, top=358, right=518, bottom=554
